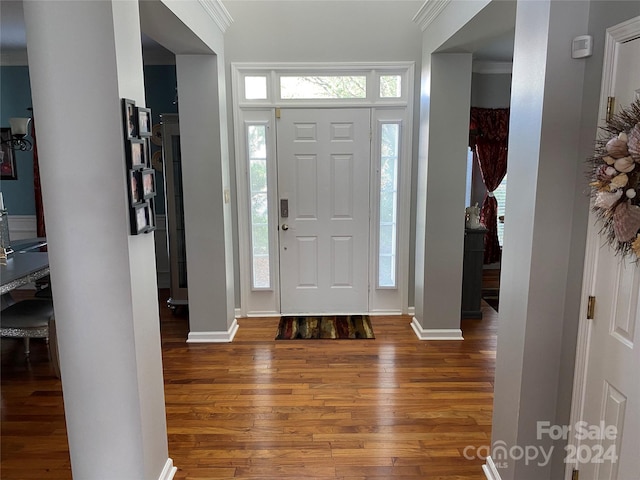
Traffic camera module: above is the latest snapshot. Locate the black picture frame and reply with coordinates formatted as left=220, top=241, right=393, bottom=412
left=142, top=138, right=151, bottom=168
left=0, top=128, right=17, bottom=180
left=128, top=170, right=144, bottom=206
left=128, top=138, right=146, bottom=169
left=137, top=107, right=152, bottom=137
left=141, top=168, right=156, bottom=199
left=145, top=200, right=156, bottom=232
left=130, top=202, right=149, bottom=235
left=122, top=98, right=137, bottom=140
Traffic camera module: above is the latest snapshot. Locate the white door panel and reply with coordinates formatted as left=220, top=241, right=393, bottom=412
left=578, top=30, right=640, bottom=480
left=277, top=108, right=371, bottom=314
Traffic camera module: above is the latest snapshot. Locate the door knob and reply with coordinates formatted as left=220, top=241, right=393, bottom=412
left=281, top=224, right=289, bottom=231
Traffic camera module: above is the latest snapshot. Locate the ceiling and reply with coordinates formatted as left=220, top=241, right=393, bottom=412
left=0, top=0, right=175, bottom=64
left=1, top=0, right=513, bottom=66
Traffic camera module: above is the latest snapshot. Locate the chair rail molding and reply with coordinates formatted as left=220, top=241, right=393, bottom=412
left=7, top=215, right=37, bottom=240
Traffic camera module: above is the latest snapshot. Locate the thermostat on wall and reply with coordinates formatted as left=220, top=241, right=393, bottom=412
left=572, top=35, right=592, bottom=58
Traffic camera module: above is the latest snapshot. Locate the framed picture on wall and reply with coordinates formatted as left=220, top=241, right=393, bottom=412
left=141, top=168, right=156, bottom=199
left=0, top=128, right=18, bottom=180
left=142, top=139, right=151, bottom=168
left=122, top=98, right=137, bottom=140
left=137, top=107, right=152, bottom=137
left=128, top=138, right=146, bottom=169
left=128, top=170, right=143, bottom=206
left=130, top=202, right=149, bottom=234
left=144, top=200, right=156, bottom=232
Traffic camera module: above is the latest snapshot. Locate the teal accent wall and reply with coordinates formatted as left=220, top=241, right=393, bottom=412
left=0, top=64, right=177, bottom=215
left=143, top=65, right=179, bottom=215
left=0, top=66, right=35, bottom=214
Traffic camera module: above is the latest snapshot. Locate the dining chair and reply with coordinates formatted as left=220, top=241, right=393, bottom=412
left=0, top=298, right=61, bottom=377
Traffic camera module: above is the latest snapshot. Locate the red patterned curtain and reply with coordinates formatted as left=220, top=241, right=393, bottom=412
left=31, top=115, right=46, bottom=238
left=469, top=107, right=509, bottom=264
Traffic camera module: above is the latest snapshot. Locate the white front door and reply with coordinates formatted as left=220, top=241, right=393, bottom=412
left=277, top=108, right=371, bottom=314
left=576, top=26, right=640, bottom=480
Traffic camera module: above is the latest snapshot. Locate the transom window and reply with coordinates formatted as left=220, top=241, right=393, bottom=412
left=280, top=76, right=367, bottom=99
left=233, top=64, right=411, bottom=107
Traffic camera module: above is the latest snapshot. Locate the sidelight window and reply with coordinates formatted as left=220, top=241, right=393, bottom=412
left=247, top=125, right=271, bottom=289
left=378, top=123, right=400, bottom=288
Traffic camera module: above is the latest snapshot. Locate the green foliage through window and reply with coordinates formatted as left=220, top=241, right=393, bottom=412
left=280, top=76, right=367, bottom=99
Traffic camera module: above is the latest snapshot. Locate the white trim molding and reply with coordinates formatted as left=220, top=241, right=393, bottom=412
left=411, top=318, right=463, bottom=340
left=187, top=319, right=239, bottom=343
left=158, top=458, right=177, bottom=480
left=482, top=456, right=502, bottom=480
left=412, top=0, right=451, bottom=31
left=232, top=62, right=415, bottom=316
left=199, top=0, right=233, bottom=33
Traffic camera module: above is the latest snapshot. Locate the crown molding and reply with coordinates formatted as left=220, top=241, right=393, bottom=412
left=473, top=61, right=513, bottom=75
left=199, top=0, right=233, bottom=33
left=412, top=0, right=451, bottom=32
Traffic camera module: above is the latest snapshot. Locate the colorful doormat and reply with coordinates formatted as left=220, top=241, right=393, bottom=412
left=275, top=315, right=375, bottom=340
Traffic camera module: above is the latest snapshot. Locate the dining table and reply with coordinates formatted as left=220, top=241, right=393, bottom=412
left=0, top=237, right=49, bottom=298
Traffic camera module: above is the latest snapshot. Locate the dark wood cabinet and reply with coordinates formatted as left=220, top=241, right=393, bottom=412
left=462, top=227, right=487, bottom=319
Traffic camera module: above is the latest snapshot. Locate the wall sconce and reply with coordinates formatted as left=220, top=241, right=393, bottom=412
left=0, top=118, right=33, bottom=151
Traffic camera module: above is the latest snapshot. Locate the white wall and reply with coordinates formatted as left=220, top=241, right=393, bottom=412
left=140, top=0, right=237, bottom=339
left=549, top=3, right=640, bottom=478
left=412, top=1, right=640, bottom=478
left=24, top=1, right=169, bottom=477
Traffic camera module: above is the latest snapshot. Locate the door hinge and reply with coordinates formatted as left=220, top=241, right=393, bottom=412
left=606, top=96, right=615, bottom=123
left=571, top=468, right=579, bottom=480
left=587, top=296, right=596, bottom=320
left=275, top=107, right=281, bottom=119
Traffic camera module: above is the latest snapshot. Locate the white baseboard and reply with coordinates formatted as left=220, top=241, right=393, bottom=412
left=407, top=306, right=416, bottom=316
left=411, top=317, right=464, bottom=340
left=186, top=319, right=239, bottom=343
left=482, top=456, right=502, bottom=480
left=158, top=458, right=177, bottom=480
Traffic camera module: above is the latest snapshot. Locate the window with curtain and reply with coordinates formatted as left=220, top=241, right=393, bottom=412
left=469, top=107, right=510, bottom=264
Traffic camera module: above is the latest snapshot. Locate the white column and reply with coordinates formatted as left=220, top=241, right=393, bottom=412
left=23, top=1, right=173, bottom=479
left=488, top=1, right=590, bottom=479
left=176, top=54, right=237, bottom=342
left=413, top=53, right=472, bottom=340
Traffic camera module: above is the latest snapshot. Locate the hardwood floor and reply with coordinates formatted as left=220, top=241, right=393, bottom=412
left=1, top=290, right=497, bottom=479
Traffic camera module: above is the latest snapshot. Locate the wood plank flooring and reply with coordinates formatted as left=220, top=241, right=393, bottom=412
left=1, top=290, right=497, bottom=479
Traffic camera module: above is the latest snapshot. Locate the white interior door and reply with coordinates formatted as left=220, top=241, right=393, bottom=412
left=277, top=108, right=371, bottom=314
left=577, top=30, right=640, bottom=480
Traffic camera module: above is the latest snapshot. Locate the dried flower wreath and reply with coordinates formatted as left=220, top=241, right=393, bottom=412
left=589, top=99, right=640, bottom=260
